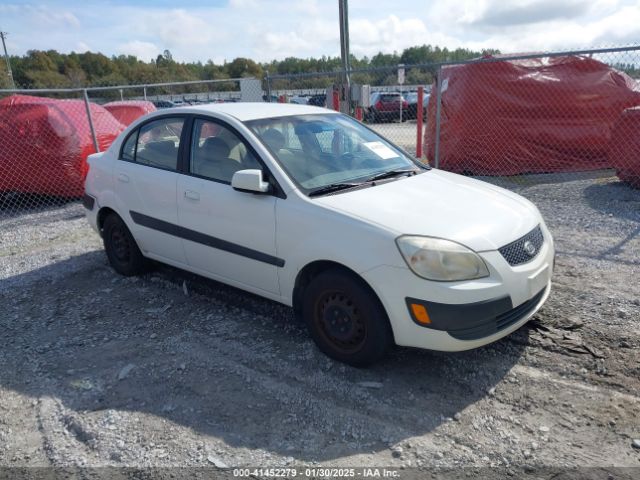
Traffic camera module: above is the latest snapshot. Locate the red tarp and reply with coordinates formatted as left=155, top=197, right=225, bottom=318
left=0, top=94, right=125, bottom=197
left=608, top=106, right=640, bottom=188
left=103, top=100, right=156, bottom=126
left=424, top=55, right=640, bottom=175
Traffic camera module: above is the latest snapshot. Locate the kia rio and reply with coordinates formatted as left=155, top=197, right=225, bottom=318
left=84, top=103, right=554, bottom=366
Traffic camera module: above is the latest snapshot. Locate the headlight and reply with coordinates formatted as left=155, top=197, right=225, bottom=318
left=396, top=236, right=489, bottom=281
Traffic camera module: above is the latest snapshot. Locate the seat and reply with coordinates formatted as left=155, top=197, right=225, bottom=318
left=193, top=137, right=242, bottom=182
left=261, top=128, right=329, bottom=182
left=138, top=140, right=177, bottom=169
left=263, top=128, right=285, bottom=152
left=261, top=128, right=305, bottom=178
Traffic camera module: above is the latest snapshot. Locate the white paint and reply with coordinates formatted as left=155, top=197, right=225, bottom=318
left=85, top=104, right=555, bottom=355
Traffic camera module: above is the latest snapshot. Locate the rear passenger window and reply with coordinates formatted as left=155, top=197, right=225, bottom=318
left=135, top=117, right=184, bottom=170
left=121, top=131, right=137, bottom=161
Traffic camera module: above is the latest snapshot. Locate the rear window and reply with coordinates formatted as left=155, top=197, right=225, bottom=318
left=380, top=94, right=401, bottom=102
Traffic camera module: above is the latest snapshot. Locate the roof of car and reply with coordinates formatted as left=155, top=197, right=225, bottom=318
left=183, top=102, right=332, bottom=121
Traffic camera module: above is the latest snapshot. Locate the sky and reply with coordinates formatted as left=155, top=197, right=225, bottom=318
left=0, top=0, right=639, bottom=63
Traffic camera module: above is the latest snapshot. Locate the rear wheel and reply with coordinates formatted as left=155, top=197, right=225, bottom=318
left=302, top=269, right=392, bottom=367
left=102, top=213, right=147, bottom=276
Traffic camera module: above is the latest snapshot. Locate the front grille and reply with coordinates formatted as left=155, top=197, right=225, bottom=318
left=449, top=286, right=547, bottom=341
left=499, top=225, right=544, bottom=266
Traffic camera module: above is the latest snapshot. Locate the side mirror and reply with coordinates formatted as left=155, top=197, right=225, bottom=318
left=231, top=169, right=271, bottom=194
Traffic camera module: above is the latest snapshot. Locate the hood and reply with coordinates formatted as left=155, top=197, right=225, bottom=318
left=314, top=169, right=541, bottom=251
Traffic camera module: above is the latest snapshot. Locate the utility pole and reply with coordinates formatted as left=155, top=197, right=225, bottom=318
left=0, top=31, right=16, bottom=89
left=338, top=0, right=351, bottom=113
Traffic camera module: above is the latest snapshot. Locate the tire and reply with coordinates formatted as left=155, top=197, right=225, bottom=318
left=302, top=268, right=393, bottom=367
left=102, top=213, right=147, bottom=276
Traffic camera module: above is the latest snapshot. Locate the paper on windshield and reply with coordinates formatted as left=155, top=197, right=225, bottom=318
left=363, top=141, right=399, bottom=160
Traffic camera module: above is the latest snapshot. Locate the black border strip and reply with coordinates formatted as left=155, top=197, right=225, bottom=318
left=82, top=194, right=95, bottom=211
left=129, top=211, right=285, bottom=268
left=405, top=294, right=512, bottom=330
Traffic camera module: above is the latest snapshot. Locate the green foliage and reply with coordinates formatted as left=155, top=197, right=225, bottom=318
left=3, top=44, right=503, bottom=90
left=612, top=62, right=640, bottom=78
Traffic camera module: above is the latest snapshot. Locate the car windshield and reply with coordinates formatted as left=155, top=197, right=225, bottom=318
left=245, top=113, right=422, bottom=193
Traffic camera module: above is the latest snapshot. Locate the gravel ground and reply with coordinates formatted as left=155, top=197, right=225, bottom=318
left=0, top=175, right=639, bottom=479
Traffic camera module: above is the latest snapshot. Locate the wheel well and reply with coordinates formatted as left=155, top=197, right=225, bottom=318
left=292, top=260, right=380, bottom=321
left=96, top=207, right=118, bottom=235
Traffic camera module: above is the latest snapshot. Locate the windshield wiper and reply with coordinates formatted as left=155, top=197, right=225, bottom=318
left=308, top=182, right=364, bottom=197
left=364, top=168, right=419, bottom=183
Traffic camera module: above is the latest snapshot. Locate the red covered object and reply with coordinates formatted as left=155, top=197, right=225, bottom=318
left=608, top=107, right=640, bottom=188
left=0, top=94, right=125, bottom=197
left=424, top=55, right=640, bottom=175
left=103, top=100, right=156, bottom=126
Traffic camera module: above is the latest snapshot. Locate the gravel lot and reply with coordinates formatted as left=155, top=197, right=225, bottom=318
left=1, top=175, right=639, bottom=478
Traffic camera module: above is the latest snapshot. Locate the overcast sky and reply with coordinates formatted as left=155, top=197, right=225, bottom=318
left=1, top=0, right=638, bottom=63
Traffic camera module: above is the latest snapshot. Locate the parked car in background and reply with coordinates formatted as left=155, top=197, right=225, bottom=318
left=84, top=103, right=554, bottom=366
left=307, top=94, right=327, bottom=107
left=0, top=94, right=124, bottom=197
left=365, top=92, right=409, bottom=123
left=405, top=91, right=431, bottom=120
left=423, top=55, right=640, bottom=175
left=152, top=100, right=176, bottom=109
left=104, top=100, right=156, bottom=126
left=290, top=95, right=309, bottom=105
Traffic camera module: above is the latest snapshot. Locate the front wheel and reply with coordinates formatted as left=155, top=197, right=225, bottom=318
left=102, top=213, right=147, bottom=276
left=302, top=269, right=393, bottom=367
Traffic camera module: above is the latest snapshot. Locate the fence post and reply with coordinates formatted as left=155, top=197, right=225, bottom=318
left=265, top=70, right=272, bottom=103
left=83, top=89, right=99, bottom=153
left=434, top=65, right=443, bottom=168
left=143, top=86, right=147, bottom=101
left=416, top=86, right=424, bottom=159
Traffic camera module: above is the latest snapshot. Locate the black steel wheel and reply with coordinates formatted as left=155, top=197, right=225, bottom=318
left=103, top=213, right=147, bottom=276
left=302, top=268, right=393, bottom=367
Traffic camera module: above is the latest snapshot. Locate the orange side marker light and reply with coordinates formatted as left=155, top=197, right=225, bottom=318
left=410, top=303, right=431, bottom=325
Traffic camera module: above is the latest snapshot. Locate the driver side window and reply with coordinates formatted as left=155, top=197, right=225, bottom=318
left=190, top=119, right=261, bottom=183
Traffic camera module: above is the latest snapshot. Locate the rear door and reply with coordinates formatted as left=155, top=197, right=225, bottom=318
left=114, top=116, right=188, bottom=264
left=176, top=116, right=281, bottom=295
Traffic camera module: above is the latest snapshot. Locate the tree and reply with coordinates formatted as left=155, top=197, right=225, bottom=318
left=3, top=43, right=500, bottom=90
left=226, top=57, right=262, bottom=78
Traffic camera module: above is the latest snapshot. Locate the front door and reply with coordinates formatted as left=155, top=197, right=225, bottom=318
left=177, top=117, right=281, bottom=295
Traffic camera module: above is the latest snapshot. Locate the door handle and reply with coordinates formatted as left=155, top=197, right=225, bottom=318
left=117, top=173, right=129, bottom=183
left=184, top=190, right=200, bottom=201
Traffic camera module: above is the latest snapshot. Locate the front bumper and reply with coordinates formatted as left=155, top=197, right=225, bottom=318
left=360, top=227, right=554, bottom=351
left=406, top=285, right=547, bottom=341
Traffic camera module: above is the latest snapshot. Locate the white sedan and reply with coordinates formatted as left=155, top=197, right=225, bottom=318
left=83, top=103, right=554, bottom=366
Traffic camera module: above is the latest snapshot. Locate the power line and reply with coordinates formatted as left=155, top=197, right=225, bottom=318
left=0, top=30, right=16, bottom=89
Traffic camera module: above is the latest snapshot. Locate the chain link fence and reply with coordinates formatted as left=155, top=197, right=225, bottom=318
left=0, top=78, right=265, bottom=217
left=424, top=46, right=640, bottom=190
left=266, top=65, right=432, bottom=157
left=266, top=45, right=640, bottom=189
left=1, top=45, right=639, bottom=220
